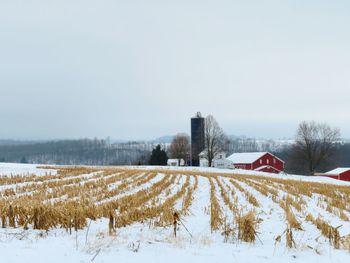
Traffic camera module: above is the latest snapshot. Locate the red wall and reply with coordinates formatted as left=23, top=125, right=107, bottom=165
left=234, top=164, right=252, bottom=170
left=321, top=170, right=350, bottom=181
left=233, top=153, right=284, bottom=173
left=340, top=170, right=350, bottom=181
left=252, top=153, right=284, bottom=173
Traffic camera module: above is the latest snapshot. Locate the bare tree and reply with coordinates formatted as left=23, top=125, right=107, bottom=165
left=204, top=115, right=226, bottom=167
left=169, top=133, right=190, bottom=163
left=225, top=137, right=260, bottom=154
left=291, top=121, right=340, bottom=175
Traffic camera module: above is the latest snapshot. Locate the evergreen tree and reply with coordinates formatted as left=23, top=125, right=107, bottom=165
left=20, top=156, right=28, bottom=163
left=149, top=144, right=168, bottom=165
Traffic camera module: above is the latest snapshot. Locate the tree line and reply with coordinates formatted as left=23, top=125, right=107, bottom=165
left=0, top=139, right=153, bottom=165
left=167, top=116, right=348, bottom=175
left=0, top=119, right=348, bottom=175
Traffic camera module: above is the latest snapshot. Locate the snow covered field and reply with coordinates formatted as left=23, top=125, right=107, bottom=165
left=0, top=163, right=349, bottom=263
left=0, top=162, right=56, bottom=176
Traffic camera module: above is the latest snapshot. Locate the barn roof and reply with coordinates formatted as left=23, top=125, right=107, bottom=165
left=325, top=168, right=350, bottom=175
left=227, top=152, right=284, bottom=164
left=254, top=165, right=281, bottom=172
left=227, top=152, right=267, bottom=163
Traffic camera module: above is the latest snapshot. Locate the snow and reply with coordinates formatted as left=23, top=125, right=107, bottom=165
left=0, top=162, right=56, bottom=176
left=325, top=168, right=350, bottom=175
left=0, top=163, right=350, bottom=263
left=125, top=165, right=350, bottom=186
left=226, top=152, right=270, bottom=164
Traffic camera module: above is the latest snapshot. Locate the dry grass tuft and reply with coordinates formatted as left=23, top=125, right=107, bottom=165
left=237, top=211, right=260, bottom=243
left=306, top=214, right=341, bottom=249
left=280, top=200, right=303, bottom=230
left=286, top=227, right=296, bottom=248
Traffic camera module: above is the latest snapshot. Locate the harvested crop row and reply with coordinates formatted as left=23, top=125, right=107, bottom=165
left=215, top=177, right=239, bottom=215
left=0, top=170, right=127, bottom=204
left=180, top=176, right=197, bottom=214
left=305, top=214, right=342, bottom=249
left=0, top=171, right=174, bottom=231
left=229, top=179, right=259, bottom=207
left=0, top=166, right=99, bottom=186
left=208, top=177, right=223, bottom=232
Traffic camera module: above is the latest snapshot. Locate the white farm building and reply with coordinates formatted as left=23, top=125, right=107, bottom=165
left=198, top=151, right=231, bottom=169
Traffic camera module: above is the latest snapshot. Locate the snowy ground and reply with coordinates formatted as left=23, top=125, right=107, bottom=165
left=0, top=163, right=349, bottom=263
left=0, top=162, right=56, bottom=176
left=125, top=165, right=350, bottom=186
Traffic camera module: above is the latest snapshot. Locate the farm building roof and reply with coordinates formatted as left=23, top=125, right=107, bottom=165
left=325, top=168, right=350, bottom=175
left=254, top=165, right=277, bottom=171
left=227, top=152, right=268, bottom=163
left=227, top=152, right=284, bottom=164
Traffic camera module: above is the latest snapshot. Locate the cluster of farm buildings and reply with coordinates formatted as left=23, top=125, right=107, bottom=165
left=167, top=113, right=350, bottom=182
left=168, top=151, right=285, bottom=173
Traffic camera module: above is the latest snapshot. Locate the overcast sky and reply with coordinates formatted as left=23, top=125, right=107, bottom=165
left=1, top=0, right=349, bottom=140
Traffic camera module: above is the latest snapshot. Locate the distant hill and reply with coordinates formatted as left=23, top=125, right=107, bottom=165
left=0, top=138, right=151, bottom=165
left=0, top=140, right=45, bottom=146
left=151, top=135, right=174, bottom=144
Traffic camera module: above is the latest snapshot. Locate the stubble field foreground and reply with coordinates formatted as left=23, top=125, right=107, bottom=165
left=0, top=163, right=349, bottom=263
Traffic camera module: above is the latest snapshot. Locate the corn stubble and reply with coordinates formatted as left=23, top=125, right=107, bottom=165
left=0, top=166, right=349, bottom=252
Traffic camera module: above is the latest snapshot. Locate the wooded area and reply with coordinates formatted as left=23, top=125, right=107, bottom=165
left=1, top=137, right=350, bottom=174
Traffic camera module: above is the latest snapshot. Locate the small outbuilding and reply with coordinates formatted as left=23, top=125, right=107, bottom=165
left=167, top=159, right=185, bottom=167
left=226, top=152, right=284, bottom=173
left=316, top=168, right=350, bottom=181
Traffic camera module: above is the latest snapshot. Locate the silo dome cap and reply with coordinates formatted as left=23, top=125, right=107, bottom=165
left=195, top=112, right=202, bottom=118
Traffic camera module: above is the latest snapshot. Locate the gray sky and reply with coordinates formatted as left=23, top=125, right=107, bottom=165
left=1, top=0, right=350, bottom=140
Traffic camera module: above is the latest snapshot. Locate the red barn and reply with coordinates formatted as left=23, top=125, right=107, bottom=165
left=316, top=168, right=350, bottom=181
left=227, top=152, right=284, bottom=174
